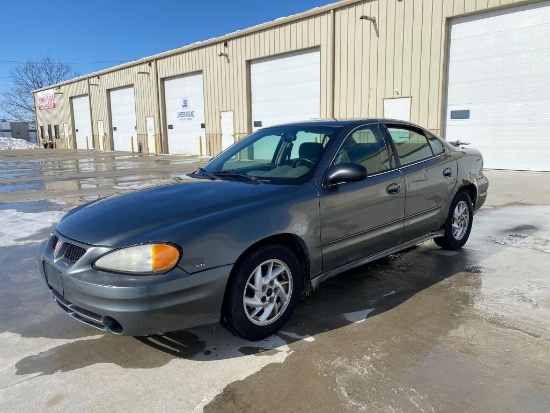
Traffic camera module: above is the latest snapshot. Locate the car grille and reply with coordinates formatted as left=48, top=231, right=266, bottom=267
left=64, top=243, right=87, bottom=262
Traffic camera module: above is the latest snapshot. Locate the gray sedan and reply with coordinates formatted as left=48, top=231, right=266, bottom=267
left=39, top=119, right=488, bottom=341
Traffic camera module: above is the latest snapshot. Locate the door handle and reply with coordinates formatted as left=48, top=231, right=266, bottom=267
left=443, top=168, right=452, bottom=178
left=386, top=183, right=401, bottom=194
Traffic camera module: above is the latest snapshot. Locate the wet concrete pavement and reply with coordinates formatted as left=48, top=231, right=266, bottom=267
left=1, top=149, right=549, bottom=412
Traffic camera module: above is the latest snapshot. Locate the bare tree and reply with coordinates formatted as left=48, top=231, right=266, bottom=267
left=0, top=57, right=76, bottom=122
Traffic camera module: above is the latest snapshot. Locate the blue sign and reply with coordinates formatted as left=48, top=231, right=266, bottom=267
left=182, top=98, right=189, bottom=109
left=177, top=110, right=195, bottom=120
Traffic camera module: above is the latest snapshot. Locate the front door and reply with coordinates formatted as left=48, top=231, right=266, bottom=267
left=146, top=117, right=156, bottom=154
left=382, top=123, right=457, bottom=241
left=221, top=111, right=234, bottom=151
left=319, top=124, right=405, bottom=271
left=97, top=120, right=105, bottom=151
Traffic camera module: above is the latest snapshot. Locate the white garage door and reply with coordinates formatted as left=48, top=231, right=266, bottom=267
left=164, top=73, right=205, bottom=155
left=110, top=86, right=137, bottom=152
left=71, top=95, right=92, bottom=150
left=251, top=48, right=320, bottom=132
left=445, top=2, right=550, bottom=171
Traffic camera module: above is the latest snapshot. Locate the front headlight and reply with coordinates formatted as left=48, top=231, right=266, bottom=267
left=94, top=244, right=180, bottom=274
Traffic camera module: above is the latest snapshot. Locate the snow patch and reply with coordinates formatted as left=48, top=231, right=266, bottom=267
left=278, top=331, right=315, bottom=342
left=0, top=209, right=64, bottom=247
left=487, top=233, right=550, bottom=254
left=343, top=308, right=375, bottom=324
left=0, top=137, right=38, bottom=150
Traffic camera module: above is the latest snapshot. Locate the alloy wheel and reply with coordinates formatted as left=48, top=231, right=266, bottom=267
left=243, top=259, right=293, bottom=326
left=452, top=200, right=470, bottom=240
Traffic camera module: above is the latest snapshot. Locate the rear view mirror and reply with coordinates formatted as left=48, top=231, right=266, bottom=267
left=325, top=163, right=367, bottom=186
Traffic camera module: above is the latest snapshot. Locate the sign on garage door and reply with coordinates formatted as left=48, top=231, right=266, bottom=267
left=71, top=95, right=92, bottom=149
left=251, top=48, right=320, bottom=132
left=110, top=86, right=137, bottom=152
left=164, top=73, right=205, bottom=155
left=445, top=3, right=550, bottom=171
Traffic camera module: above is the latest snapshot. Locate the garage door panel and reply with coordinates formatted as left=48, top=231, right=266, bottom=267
left=449, top=51, right=550, bottom=84
left=165, top=73, right=205, bottom=155
left=450, top=23, right=550, bottom=61
left=252, top=63, right=320, bottom=82
left=252, top=84, right=320, bottom=103
left=447, top=75, right=550, bottom=104
left=451, top=3, right=550, bottom=38
left=252, top=53, right=320, bottom=74
left=253, top=98, right=321, bottom=117
left=251, top=49, right=320, bottom=131
left=448, top=100, right=550, bottom=125
left=445, top=2, right=550, bottom=171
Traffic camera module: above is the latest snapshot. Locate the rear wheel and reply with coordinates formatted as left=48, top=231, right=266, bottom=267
left=223, top=245, right=303, bottom=341
left=434, top=191, right=473, bottom=250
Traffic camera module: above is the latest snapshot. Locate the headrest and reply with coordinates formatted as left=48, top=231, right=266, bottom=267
left=299, top=142, right=324, bottom=161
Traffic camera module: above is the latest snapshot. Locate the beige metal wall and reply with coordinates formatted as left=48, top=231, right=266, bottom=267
left=34, top=79, right=87, bottom=148
left=35, top=0, right=541, bottom=154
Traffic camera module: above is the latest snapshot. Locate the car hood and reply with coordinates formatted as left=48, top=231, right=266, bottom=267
left=56, top=178, right=299, bottom=247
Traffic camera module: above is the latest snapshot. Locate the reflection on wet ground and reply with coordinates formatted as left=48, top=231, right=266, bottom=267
left=0, top=149, right=205, bottom=207
left=0, top=150, right=549, bottom=412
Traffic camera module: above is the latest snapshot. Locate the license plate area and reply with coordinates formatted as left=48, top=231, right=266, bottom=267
left=44, top=262, right=64, bottom=295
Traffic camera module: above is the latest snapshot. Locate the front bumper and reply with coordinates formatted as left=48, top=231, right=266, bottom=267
left=39, top=232, right=232, bottom=336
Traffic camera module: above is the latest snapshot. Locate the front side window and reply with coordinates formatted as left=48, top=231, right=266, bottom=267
left=202, top=125, right=341, bottom=185
left=386, top=126, right=433, bottom=166
left=334, top=125, right=391, bottom=175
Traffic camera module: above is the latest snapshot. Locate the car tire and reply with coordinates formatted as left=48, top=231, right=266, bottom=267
left=223, top=244, right=303, bottom=341
left=434, top=191, right=474, bottom=251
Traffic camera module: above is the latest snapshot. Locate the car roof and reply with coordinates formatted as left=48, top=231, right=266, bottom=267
left=260, top=118, right=414, bottom=129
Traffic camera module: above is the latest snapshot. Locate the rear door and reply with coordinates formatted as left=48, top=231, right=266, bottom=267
left=319, top=124, right=405, bottom=271
left=382, top=123, right=457, bottom=241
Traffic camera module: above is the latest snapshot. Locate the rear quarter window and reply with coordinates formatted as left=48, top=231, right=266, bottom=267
left=426, top=132, right=445, bottom=155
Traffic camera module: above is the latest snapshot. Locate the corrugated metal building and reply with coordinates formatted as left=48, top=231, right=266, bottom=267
left=33, top=0, right=550, bottom=171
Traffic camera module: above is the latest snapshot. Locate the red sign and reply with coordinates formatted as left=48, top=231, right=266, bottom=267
left=38, top=89, right=56, bottom=110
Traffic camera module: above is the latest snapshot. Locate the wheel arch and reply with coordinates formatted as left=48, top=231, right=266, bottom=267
left=220, top=233, right=311, bottom=319
left=459, top=182, right=478, bottom=209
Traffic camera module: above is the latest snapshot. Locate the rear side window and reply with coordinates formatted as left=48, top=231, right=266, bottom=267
left=386, top=126, right=433, bottom=166
left=426, top=132, right=445, bottom=155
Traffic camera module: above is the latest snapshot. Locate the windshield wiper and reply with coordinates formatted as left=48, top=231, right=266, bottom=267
left=190, top=167, right=218, bottom=180
left=211, top=171, right=262, bottom=185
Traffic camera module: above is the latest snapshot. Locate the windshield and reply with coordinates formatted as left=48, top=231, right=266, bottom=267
left=201, top=125, right=342, bottom=185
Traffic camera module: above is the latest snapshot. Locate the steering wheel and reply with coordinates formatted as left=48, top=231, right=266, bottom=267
left=290, top=157, right=316, bottom=168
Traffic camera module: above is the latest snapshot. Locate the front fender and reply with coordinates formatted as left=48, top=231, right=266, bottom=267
left=173, top=184, right=321, bottom=276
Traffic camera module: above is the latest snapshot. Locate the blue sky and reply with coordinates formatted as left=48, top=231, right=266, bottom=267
left=0, top=0, right=335, bottom=118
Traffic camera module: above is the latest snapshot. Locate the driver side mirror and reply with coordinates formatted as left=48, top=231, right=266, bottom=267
left=324, top=163, right=367, bottom=187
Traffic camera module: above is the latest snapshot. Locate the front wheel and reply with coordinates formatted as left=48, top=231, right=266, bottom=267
left=223, top=245, right=303, bottom=341
left=434, top=191, right=473, bottom=250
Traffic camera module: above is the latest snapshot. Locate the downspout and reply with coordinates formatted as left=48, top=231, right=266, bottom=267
left=328, top=9, right=336, bottom=119
left=33, top=93, right=39, bottom=146
left=154, top=59, right=164, bottom=154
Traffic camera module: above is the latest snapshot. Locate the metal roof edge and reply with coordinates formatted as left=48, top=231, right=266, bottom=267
left=33, top=0, right=364, bottom=93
